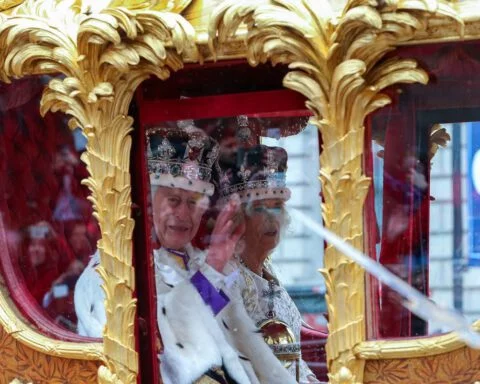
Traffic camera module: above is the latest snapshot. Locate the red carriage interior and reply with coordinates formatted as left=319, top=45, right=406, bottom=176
left=0, top=77, right=99, bottom=340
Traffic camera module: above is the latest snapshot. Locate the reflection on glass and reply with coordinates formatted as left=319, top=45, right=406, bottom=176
left=370, top=119, right=480, bottom=337
left=428, top=122, right=480, bottom=334
left=370, top=117, right=433, bottom=337
left=0, top=78, right=99, bottom=336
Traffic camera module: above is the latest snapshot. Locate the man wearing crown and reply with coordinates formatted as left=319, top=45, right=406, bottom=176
left=74, top=124, right=294, bottom=384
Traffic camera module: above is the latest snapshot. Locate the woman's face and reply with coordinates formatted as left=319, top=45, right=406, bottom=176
left=243, top=198, right=286, bottom=257
left=28, top=239, right=47, bottom=267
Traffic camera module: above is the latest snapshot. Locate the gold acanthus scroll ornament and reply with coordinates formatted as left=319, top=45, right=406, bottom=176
left=209, top=0, right=460, bottom=383
left=0, top=0, right=200, bottom=383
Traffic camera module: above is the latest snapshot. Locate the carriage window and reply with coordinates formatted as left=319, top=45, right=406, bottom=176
left=128, top=63, right=329, bottom=383
left=370, top=119, right=480, bottom=337
left=131, top=99, right=327, bottom=382
left=365, top=42, right=480, bottom=339
left=0, top=78, right=100, bottom=339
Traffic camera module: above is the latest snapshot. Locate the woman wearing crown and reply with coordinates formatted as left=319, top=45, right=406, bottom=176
left=218, top=144, right=322, bottom=384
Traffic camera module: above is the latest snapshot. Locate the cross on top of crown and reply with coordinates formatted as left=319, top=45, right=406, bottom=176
left=220, top=169, right=231, bottom=188
left=236, top=115, right=252, bottom=143
left=265, top=149, right=279, bottom=174
left=157, top=138, right=175, bottom=160
left=237, top=115, right=249, bottom=128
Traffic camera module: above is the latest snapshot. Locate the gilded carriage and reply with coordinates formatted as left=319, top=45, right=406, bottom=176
left=0, top=0, right=480, bottom=383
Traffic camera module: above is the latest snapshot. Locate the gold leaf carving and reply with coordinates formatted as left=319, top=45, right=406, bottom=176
left=210, top=1, right=460, bottom=383
left=364, top=346, right=480, bottom=384
left=0, top=1, right=200, bottom=383
left=0, top=0, right=23, bottom=12
left=0, top=325, right=99, bottom=384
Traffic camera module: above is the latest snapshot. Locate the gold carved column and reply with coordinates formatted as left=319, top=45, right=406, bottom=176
left=0, top=0, right=200, bottom=383
left=210, top=0, right=459, bottom=382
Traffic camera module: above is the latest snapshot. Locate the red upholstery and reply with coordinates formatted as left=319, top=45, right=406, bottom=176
left=300, top=325, right=328, bottom=381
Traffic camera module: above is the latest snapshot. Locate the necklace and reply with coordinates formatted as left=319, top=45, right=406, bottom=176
left=262, top=279, right=282, bottom=319
left=238, top=257, right=281, bottom=319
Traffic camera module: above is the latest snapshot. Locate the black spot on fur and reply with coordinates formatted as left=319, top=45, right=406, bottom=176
left=222, top=320, right=230, bottom=330
left=239, top=355, right=250, bottom=361
left=162, top=307, right=166, bottom=315
left=176, top=342, right=184, bottom=349
left=165, top=283, right=174, bottom=288
left=254, top=328, right=263, bottom=333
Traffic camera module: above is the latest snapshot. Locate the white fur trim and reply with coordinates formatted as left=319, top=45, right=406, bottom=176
left=150, top=174, right=214, bottom=196
left=157, top=281, right=253, bottom=384
left=74, top=251, right=106, bottom=338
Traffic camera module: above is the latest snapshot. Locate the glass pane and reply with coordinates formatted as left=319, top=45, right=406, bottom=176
left=367, top=41, right=480, bottom=339
left=369, top=125, right=430, bottom=337
left=0, top=78, right=100, bottom=339
left=371, top=121, right=479, bottom=337
left=141, top=113, right=327, bottom=383
left=429, top=122, right=478, bottom=334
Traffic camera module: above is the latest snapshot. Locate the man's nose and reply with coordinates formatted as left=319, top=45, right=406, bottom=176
left=174, top=200, right=190, bottom=218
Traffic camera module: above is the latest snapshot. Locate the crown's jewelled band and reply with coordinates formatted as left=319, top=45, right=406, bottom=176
left=148, top=160, right=212, bottom=182
left=220, top=179, right=287, bottom=198
left=218, top=187, right=291, bottom=205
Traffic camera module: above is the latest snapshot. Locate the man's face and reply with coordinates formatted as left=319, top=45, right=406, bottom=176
left=152, top=187, right=209, bottom=250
